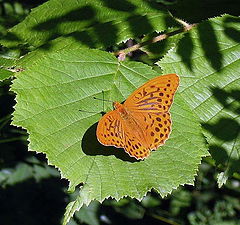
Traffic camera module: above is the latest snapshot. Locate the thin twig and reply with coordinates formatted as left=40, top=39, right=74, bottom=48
left=114, top=23, right=197, bottom=59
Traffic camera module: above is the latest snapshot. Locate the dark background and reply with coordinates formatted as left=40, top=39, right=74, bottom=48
left=0, top=0, right=240, bottom=225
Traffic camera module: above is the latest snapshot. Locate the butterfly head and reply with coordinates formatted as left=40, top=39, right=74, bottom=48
left=113, top=101, right=129, bottom=119
left=113, top=101, right=122, bottom=109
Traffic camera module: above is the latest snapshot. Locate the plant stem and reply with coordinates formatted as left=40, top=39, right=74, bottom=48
left=114, top=23, right=196, bottom=58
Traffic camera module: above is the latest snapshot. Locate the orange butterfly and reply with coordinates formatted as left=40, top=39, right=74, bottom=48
left=96, top=74, right=179, bottom=160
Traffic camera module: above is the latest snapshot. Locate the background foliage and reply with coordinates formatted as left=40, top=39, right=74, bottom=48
left=0, top=0, right=239, bottom=225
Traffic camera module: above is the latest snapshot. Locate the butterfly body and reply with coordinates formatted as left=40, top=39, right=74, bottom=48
left=114, top=101, right=149, bottom=147
left=113, top=102, right=129, bottom=120
left=96, top=74, right=179, bottom=160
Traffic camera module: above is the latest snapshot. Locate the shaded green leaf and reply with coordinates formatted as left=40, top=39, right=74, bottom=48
left=1, top=0, right=178, bottom=49
left=74, top=201, right=100, bottom=225
left=141, top=31, right=184, bottom=59
left=0, top=163, right=33, bottom=186
left=0, top=56, right=16, bottom=81
left=159, top=15, right=240, bottom=186
left=0, top=68, right=13, bottom=81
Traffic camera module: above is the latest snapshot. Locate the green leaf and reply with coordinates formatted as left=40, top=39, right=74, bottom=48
left=1, top=0, right=178, bottom=49
left=141, top=194, right=161, bottom=208
left=0, top=68, right=13, bottom=81
left=74, top=201, right=100, bottom=225
left=159, top=15, right=240, bottom=186
left=11, top=48, right=208, bottom=224
left=0, top=163, right=33, bottom=187
left=114, top=201, right=145, bottom=219
left=0, top=56, right=16, bottom=81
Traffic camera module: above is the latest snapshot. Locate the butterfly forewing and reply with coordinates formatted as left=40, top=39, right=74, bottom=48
left=124, top=74, right=179, bottom=113
left=131, top=112, right=172, bottom=150
left=123, top=129, right=151, bottom=159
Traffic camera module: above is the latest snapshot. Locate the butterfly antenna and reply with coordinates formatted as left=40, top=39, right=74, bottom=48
left=93, top=97, right=113, bottom=103
left=79, top=109, right=105, bottom=116
left=79, top=109, right=99, bottom=114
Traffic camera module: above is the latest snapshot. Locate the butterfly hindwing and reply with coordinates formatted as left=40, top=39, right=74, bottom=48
left=120, top=123, right=151, bottom=159
left=96, top=110, right=125, bottom=148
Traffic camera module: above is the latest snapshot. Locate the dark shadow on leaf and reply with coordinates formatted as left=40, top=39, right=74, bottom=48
left=223, top=16, right=240, bottom=43
left=227, top=158, right=240, bottom=176
left=145, top=0, right=169, bottom=11
left=72, top=31, right=97, bottom=48
left=223, top=16, right=240, bottom=24
left=224, top=27, right=240, bottom=43
left=231, top=90, right=240, bottom=102
left=209, top=144, right=240, bottom=181
left=163, top=13, right=179, bottom=28
left=202, top=86, right=240, bottom=182
left=30, top=6, right=97, bottom=48
left=1, top=32, right=22, bottom=42
left=127, top=15, right=154, bottom=37
left=209, top=145, right=229, bottom=165
left=93, top=21, right=119, bottom=49
left=33, top=6, right=96, bottom=31
left=145, top=1, right=179, bottom=29
left=177, top=32, right=193, bottom=70
left=140, top=32, right=168, bottom=58
left=202, top=118, right=239, bottom=142
left=82, top=122, right=138, bottom=163
left=211, top=87, right=240, bottom=116
left=197, top=21, right=222, bottom=71
left=99, top=0, right=136, bottom=12
left=28, top=3, right=170, bottom=51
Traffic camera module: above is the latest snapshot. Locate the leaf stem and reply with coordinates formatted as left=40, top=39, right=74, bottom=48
left=114, top=23, right=197, bottom=59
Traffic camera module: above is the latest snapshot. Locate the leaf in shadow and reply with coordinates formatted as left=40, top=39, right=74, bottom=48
left=211, top=87, right=240, bottom=115
left=223, top=16, right=240, bottom=43
left=224, top=27, right=240, bottom=43
left=197, top=21, right=222, bottom=71
left=1, top=32, right=22, bottom=42
left=32, top=6, right=96, bottom=31
left=99, top=0, right=136, bottom=12
left=93, top=21, right=119, bottom=49
left=127, top=14, right=154, bottom=37
left=202, top=118, right=239, bottom=142
left=209, top=144, right=228, bottom=165
left=212, top=143, right=240, bottom=187
left=71, top=31, right=97, bottom=48
left=177, top=32, right=194, bottom=70
left=81, top=122, right=138, bottom=163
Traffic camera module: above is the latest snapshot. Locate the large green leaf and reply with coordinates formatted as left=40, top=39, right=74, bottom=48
left=159, top=15, right=240, bottom=187
left=11, top=48, right=208, bottom=224
left=1, top=0, right=178, bottom=49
